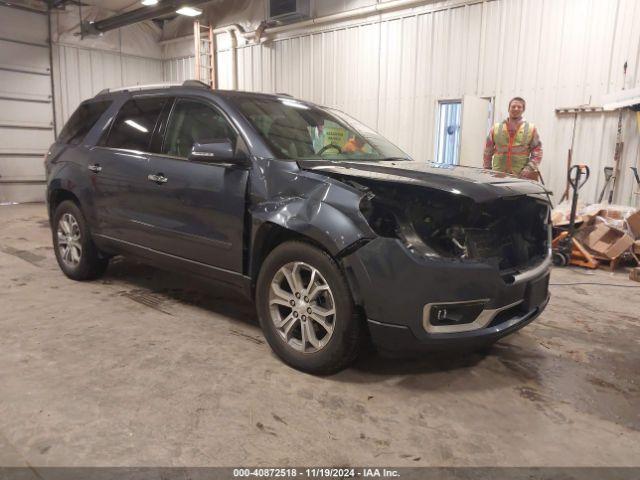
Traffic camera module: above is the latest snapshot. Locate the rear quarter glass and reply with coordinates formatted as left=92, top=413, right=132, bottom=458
left=57, top=100, right=112, bottom=145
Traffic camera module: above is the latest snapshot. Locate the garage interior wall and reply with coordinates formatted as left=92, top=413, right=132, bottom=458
left=0, top=3, right=165, bottom=204
left=0, top=5, right=55, bottom=204
left=51, top=5, right=164, bottom=137
left=3, top=0, right=640, bottom=207
left=226, top=0, right=640, bottom=207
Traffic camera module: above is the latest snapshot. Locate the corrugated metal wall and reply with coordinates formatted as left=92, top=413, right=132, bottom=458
left=233, top=0, right=640, bottom=206
left=5, top=0, right=640, bottom=205
left=0, top=5, right=54, bottom=204
left=52, top=44, right=164, bottom=130
left=161, top=32, right=236, bottom=89
left=1, top=5, right=165, bottom=203
left=162, top=38, right=196, bottom=83
left=163, top=56, right=197, bottom=83
left=50, top=6, right=165, bottom=139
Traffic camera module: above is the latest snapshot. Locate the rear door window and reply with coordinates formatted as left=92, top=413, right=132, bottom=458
left=58, top=100, right=112, bottom=145
left=162, top=99, right=237, bottom=158
left=104, top=96, right=168, bottom=152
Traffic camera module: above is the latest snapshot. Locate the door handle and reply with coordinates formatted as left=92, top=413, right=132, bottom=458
left=147, top=173, right=168, bottom=184
left=88, top=164, right=102, bottom=173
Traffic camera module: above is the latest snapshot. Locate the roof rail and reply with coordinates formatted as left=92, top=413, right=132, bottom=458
left=182, top=79, right=210, bottom=89
left=95, top=83, right=182, bottom=96
left=95, top=80, right=211, bottom=97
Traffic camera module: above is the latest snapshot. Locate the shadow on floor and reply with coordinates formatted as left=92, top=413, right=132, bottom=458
left=102, top=256, right=548, bottom=384
left=103, top=256, right=258, bottom=328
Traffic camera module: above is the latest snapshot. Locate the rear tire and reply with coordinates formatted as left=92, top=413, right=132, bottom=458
left=256, top=241, right=362, bottom=375
left=52, top=200, right=108, bottom=280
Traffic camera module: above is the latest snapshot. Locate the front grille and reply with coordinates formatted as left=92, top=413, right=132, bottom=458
left=461, top=197, right=550, bottom=272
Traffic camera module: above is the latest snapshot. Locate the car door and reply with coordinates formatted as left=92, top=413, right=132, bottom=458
left=142, top=97, right=249, bottom=273
left=89, top=95, right=171, bottom=245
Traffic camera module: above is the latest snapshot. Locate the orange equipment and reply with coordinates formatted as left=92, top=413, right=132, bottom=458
left=552, top=164, right=599, bottom=269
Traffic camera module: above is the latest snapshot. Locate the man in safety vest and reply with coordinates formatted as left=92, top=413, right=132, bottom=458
left=483, top=97, right=542, bottom=180
left=342, top=135, right=367, bottom=153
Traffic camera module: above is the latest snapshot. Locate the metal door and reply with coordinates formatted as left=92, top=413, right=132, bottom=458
left=0, top=4, right=54, bottom=203
left=143, top=154, right=248, bottom=272
left=141, top=98, right=248, bottom=272
left=459, top=96, right=493, bottom=168
left=89, top=95, right=170, bottom=244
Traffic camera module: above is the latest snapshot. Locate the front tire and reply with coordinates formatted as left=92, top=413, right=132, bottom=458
left=52, top=200, right=108, bottom=280
left=256, top=241, right=362, bottom=375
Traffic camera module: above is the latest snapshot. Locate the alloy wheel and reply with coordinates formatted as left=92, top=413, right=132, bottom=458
left=57, top=212, right=82, bottom=267
left=268, top=261, right=336, bottom=354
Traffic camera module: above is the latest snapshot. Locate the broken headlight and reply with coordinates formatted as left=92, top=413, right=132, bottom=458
left=359, top=193, right=441, bottom=258
left=357, top=182, right=549, bottom=270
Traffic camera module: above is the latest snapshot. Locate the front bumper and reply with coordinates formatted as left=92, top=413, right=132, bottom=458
left=341, top=237, right=551, bottom=354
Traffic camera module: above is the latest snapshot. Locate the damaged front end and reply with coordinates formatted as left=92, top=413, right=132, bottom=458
left=292, top=163, right=552, bottom=351
left=352, top=178, right=550, bottom=274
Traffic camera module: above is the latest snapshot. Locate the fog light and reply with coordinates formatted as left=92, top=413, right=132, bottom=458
left=429, top=301, right=486, bottom=326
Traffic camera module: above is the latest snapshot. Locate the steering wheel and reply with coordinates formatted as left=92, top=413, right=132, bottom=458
left=317, top=143, right=342, bottom=155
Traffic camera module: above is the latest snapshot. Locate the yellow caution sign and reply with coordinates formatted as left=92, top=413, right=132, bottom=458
left=323, top=121, right=348, bottom=147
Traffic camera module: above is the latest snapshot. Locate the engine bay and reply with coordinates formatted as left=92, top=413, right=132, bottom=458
left=348, top=177, right=550, bottom=272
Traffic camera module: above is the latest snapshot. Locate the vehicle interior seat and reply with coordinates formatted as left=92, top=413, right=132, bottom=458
left=267, top=115, right=315, bottom=158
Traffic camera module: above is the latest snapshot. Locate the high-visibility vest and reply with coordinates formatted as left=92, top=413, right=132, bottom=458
left=491, top=120, right=535, bottom=174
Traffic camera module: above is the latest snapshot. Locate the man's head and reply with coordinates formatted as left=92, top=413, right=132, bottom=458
left=508, top=97, right=526, bottom=120
left=353, top=135, right=365, bottom=147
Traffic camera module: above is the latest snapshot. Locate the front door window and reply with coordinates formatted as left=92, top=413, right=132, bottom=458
left=163, top=99, right=237, bottom=158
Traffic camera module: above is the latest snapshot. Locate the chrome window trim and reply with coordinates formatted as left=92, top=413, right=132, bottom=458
left=91, top=146, right=147, bottom=156
left=90, top=146, right=243, bottom=168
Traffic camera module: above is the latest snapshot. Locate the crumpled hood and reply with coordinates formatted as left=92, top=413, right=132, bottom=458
left=297, top=159, right=550, bottom=203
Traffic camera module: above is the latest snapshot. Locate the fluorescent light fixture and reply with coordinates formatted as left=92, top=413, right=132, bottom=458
left=176, top=6, right=202, bottom=16
left=141, top=0, right=158, bottom=5
left=125, top=119, right=148, bottom=133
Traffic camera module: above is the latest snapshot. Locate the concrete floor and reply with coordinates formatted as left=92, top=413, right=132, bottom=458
left=0, top=203, right=639, bottom=467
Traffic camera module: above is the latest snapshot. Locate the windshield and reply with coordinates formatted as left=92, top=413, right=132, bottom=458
left=236, top=97, right=411, bottom=161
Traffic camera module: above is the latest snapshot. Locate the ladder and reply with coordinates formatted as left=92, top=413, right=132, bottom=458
left=193, top=20, right=216, bottom=89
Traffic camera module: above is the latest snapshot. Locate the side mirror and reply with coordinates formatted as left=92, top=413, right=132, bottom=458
left=188, top=139, right=246, bottom=165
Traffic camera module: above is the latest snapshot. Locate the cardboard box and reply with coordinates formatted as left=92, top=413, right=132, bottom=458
left=597, top=208, right=624, bottom=220
left=630, top=267, right=640, bottom=282
left=584, top=224, right=634, bottom=259
left=594, top=205, right=635, bottom=220
left=627, top=211, right=640, bottom=238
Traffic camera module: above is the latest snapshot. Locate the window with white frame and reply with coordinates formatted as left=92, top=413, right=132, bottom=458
left=435, top=101, right=461, bottom=165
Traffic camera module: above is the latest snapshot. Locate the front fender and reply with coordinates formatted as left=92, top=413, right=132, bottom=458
left=250, top=160, right=376, bottom=256
left=251, top=194, right=370, bottom=257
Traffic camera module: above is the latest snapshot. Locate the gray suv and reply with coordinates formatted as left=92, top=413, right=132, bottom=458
left=45, top=81, right=551, bottom=374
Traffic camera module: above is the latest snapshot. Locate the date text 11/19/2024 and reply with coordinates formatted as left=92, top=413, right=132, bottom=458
left=233, top=468, right=400, bottom=478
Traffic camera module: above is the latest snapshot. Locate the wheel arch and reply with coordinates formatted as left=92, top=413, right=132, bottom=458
left=48, top=188, right=81, bottom=221
left=249, top=220, right=368, bottom=310
left=249, top=222, right=326, bottom=290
